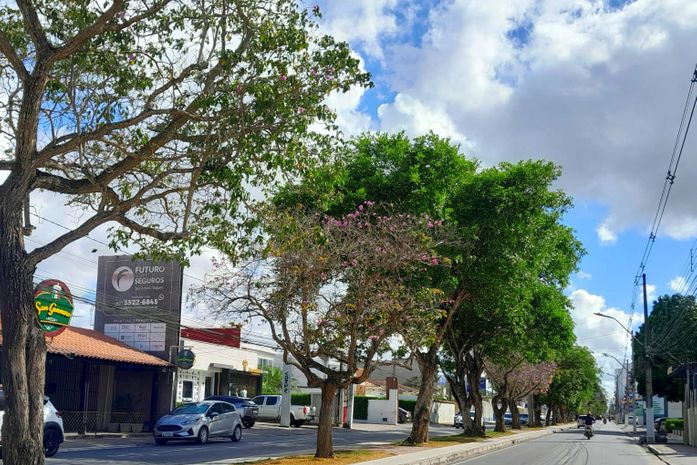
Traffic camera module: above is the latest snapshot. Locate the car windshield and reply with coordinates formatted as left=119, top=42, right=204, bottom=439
left=172, top=403, right=208, bottom=415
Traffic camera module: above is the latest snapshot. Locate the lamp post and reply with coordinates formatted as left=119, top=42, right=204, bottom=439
left=600, top=352, right=636, bottom=433
left=595, top=282, right=655, bottom=444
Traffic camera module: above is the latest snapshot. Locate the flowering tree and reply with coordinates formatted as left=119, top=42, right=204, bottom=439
left=192, top=202, right=448, bottom=457
left=0, top=1, right=368, bottom=462
left=486, top=357, right=556, bottom=432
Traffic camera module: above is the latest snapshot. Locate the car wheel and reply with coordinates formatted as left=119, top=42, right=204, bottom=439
left=44, top=428, right=61, bottom=457
left=243, top=421, right=255, bottom=429
left=154, top=438, right=168, bottom=445
left=293, top=419, right=304, bottom=428
left=231, top=425, right=242, bottom=442
left=196, top=426, right=209, bottom=445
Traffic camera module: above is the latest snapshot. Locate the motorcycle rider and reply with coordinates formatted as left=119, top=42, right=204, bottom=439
left=584, top=412, right=595, bottom=437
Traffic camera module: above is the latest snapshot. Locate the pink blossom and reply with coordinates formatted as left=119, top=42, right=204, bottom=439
left=358, top=204, right=363, bottom=211
left=235, top=84, right=243, bottom=94
left=430, top=257, right=439, bottom=265
left=427, top=221, right=434, bottom=228
left=280, top=74, right=287, bottom=81
left=297, top=106, right=305, bottom=114
left=368, top=335, right=378, bottom=341
left=127, top=53, right=136, bottom=61
left=351, top=259, right=358, bottom=267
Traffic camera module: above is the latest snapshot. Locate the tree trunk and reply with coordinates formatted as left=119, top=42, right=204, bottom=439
left=509, top=399, right=521, bottom=430
left=0, top=204, right=47, bottom=465
left=464, top=352, right=485, bottom=436
left=545, top=407, right=552, bottom=426
left=315, top=381, right=337, bottom=458
left=529, top=394, right=542, bottom=427
left=492, top=395, right=507, bottom=432
left=406, top=352, right=437, bottom=444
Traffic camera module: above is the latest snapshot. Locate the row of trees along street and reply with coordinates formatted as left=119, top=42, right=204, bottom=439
left=0, top=1, right=606, bottom=463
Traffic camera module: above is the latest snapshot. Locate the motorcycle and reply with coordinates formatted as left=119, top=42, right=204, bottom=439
left=584, top=425, right=593, bottom=439
left=603, top=418, right=607, bottom=425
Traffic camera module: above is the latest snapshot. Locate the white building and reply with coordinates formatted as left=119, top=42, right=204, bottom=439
left=174, top=327, right=279, bottom=403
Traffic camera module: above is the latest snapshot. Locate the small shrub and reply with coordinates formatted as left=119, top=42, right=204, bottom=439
left=291, top=393, right=311, bottom=406
left=664, top=418, right=684, bottom=433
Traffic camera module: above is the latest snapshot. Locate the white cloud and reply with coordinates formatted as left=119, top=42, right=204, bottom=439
left=669, top=275, right=687, bottom=292
left=322, top=0, right=697, bottom=239
left=596, top=222, right=618, bottom=244
left=570, top=288, right=643, bottom=396
left=577, top=270, right=592, bottom=280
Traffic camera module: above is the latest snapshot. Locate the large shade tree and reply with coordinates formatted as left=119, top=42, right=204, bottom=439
left=0, top=1, right=369, bottom=463
left=442, top=160, right=583, bottom=436
left=192, top=203, right=449, bottom=457
left=274, top=132, right=477, bottom=444
left=633, top=294, right=697, bottom=402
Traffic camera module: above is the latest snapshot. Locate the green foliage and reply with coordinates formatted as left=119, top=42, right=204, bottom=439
left=398, top=399, right=417, bottom=414
left=664, top=418, right=684, bottom=433
left=262, top=366, right=283, bottom=395
left=353, top=396, right=370, bottom=420
left=541, top=346, right=601, bottom=414
left=291, top=393, right=312, bottom=406
left=633, top=294, right=697, bottom=402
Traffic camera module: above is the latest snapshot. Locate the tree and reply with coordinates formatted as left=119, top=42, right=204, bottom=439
left=0, top=1, right=368, bottom=463
left=485, top=356, right=556, bottom=431
left=443, top=160, right=583, bottom=436
left=540, top=346, right=599, bottom=424
left=275, top=132, right=476, bottom=444
left=633, top=294, right=697, bottom=402
left=192, top=203, right=448, bottom=457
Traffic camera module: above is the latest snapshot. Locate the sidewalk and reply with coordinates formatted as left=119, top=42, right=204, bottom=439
left=356, top=424, right=574, bottom=465
left=648, top=443, right=697, bottom=465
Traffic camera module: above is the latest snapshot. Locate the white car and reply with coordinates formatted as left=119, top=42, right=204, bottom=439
left=0, top=390, right=64, bottom=457
left=153, top=401, right=243, bottom=445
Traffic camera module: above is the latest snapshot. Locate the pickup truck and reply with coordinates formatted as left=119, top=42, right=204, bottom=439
left=250, top=395, right=316, bottom=427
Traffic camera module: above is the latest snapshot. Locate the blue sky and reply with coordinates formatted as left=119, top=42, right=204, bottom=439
left=313, top=0, right=697, bottom=394
left=12, top=0, right=697, bottom=397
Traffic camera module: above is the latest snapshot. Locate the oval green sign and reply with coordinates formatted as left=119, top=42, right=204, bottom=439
left=34, top=279, right=74, bottom=337
left=175, top=349, right=195, bottom=369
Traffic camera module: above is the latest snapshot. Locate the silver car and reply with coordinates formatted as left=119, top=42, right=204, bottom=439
left=153, top=401, right=242, bottom=445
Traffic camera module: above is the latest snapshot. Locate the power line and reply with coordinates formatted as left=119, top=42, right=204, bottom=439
left=629, top=64, right=697, bottom=329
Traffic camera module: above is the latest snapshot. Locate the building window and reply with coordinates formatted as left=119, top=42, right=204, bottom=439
left=258, top=358, right=273, bottom=370
left=182, top=381, right=194, bottom=401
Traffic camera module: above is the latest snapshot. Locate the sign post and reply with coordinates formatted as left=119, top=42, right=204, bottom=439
left=280, top=365, right=292, bottom=427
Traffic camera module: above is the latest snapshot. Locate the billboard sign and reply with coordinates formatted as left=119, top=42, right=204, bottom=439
left=95, top=255, right=183, bottom=360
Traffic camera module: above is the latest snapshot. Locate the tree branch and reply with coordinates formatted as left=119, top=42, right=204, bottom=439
left=27, top=211, right=113, bottom=266
left=16, top=0, right=52, bottom=57
left=0, top=160, right=16, bottom=171
left=113, top=216, right=188, bottom=241
left=0, top=30, right=29, bottom=81
left=50, top=0, right=124, bottom=63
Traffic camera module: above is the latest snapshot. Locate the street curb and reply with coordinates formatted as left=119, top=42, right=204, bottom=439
left=354, top=425, right=574, bottom=465
left=647, top=445, right=672, bottom=465
left=64, top=432, right=152, bottom=440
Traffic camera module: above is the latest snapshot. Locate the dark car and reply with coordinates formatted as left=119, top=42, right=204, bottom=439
left=205, top=396, right=259, bottom=428
left=398, top=407, right=412, bottom=423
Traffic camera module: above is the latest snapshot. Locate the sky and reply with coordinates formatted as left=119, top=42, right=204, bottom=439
left=6, top=0, right=697, bottom=400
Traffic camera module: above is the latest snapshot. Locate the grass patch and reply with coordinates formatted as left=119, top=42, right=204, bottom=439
left=234, top=450, right=391, bottom=465
left=402, top=430, right=515, bottom=448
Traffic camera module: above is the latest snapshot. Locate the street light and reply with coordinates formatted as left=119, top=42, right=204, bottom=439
left=594, top=295, right=655, bottom=444
left=599, top=352, right=636, bottom=433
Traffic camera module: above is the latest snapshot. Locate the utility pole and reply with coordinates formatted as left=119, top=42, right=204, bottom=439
left=642, top=273, right=655, bottom=443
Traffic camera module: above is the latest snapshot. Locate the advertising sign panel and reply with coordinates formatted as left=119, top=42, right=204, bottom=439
left=34, top=279, right=74, bottom=337
left=95, top=255, right=183, bottom=360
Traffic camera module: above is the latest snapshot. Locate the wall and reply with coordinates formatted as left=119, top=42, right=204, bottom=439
left=367, top=390, right=398, bottom=424
left=667, top=401, right=683, bottom=418
left=430, top=401, right=456, bottom=425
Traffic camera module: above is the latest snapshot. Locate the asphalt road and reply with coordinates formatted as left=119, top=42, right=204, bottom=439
left=43, top=422, right=455, bottom=465
left=455, top=422, right=664, bottom=465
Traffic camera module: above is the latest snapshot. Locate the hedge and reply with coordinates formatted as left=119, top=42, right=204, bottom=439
left=352, top=396, right=387, bottom=420
left=398, top=400, right=417, bottom=414
left=291, top=393, right=312, bottom=406
left=664, top=418, right=684, bottom=433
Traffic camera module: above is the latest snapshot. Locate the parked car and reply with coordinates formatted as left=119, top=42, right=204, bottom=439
left=250, top=395, right=316, bottom=427
left=504, top=413, right=513, bottom=426
left=205, top=395, right=259, bottom=428
left=153, top=400, right=242, bottom=445
left=454, top=411, right=476, bottom=428
left=398, top=407, right=412, bottom=423
left=0, top=390, right=64, bottom=457
left=519, top=413, right=529, bottom=425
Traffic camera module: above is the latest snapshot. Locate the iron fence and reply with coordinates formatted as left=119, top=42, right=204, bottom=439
left=60, top=411, right=147, bottom=433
